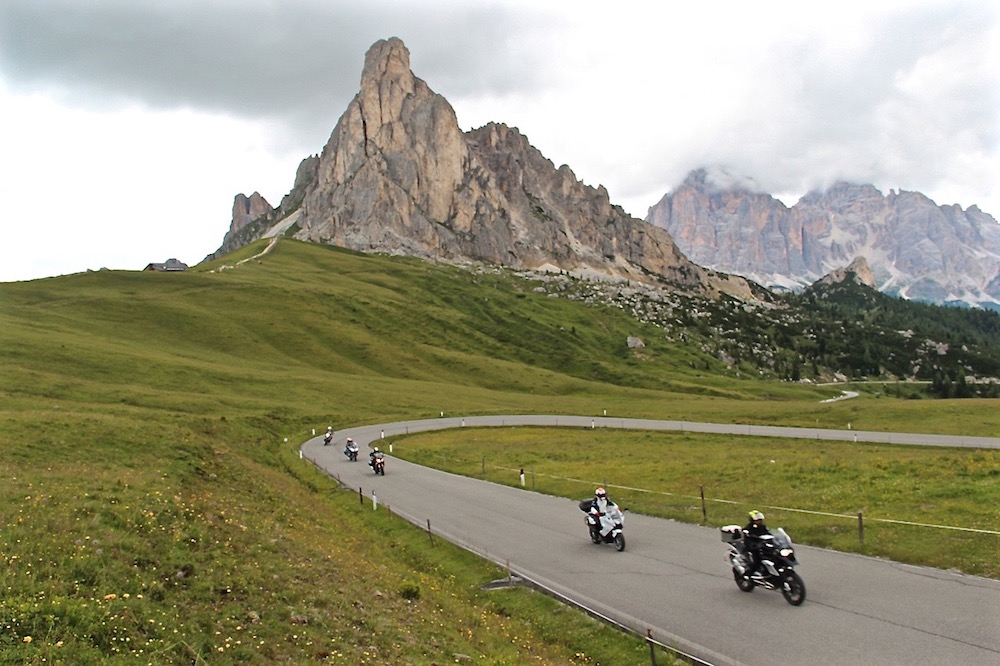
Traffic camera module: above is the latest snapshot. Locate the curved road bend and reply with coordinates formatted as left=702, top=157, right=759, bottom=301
left=302, top=416, right=1000, bottom=666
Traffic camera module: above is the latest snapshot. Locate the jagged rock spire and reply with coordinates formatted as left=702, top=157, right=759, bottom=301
left=212, top=38, right=758, bottom=301
left=358, top=37, right=415, bottom=133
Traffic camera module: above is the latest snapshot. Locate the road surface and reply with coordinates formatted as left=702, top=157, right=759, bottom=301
left=302, top=415, right=1000, bottom=666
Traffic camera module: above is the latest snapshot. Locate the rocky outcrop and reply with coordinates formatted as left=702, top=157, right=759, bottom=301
left=647, top=169, right=1000, bottom=308
left=814, top=256, right=876, bottom=288
left=212, top=38, right=757, bottom=301
left=207, top=192, right=275, bottom=260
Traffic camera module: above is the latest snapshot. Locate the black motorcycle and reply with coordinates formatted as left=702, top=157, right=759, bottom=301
left=721, top=525, right=806, bottom=606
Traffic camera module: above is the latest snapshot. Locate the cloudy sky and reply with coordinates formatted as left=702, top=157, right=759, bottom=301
left=1, top=0, right=997, bottom=282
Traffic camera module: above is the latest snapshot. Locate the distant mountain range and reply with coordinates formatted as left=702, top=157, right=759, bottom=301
left=211, top=38, right=1000, bottom=311
left=646, top=168, right=1000, bottom=309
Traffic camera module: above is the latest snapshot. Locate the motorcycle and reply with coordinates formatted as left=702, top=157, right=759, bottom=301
left=579, top=500, right=626, bottom=551
left=343, top=438, right=359, bottom=461
left=721, top=524, right=806, bottom=606
left=370, top=451, right=385, bottom=476
left=323, top=431, right=333, bottom=446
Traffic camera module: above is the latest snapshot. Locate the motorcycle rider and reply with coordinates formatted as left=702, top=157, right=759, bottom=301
left=587, top=487, right=619, bottom=539
left=369, top=446, right=382, bottom=466
left=742, top=510, right=771, bottom=576
left=323, top=426, right=334, bottom=445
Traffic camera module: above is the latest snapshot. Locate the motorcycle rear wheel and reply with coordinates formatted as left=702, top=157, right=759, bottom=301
left=733, top=568, right=755, bottom=592
left=614, top=533, right=626, bottom=552
left=781, top=571, right=806, bottom=606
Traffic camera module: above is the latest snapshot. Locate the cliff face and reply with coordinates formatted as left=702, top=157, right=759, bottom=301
left=647, top=169, right=1000, bottom=307
left=213, top=38, right=756, bottom=300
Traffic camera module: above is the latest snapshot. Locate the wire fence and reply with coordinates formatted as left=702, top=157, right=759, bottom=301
left=389, top=444, right=1000, bottom=544
left=494, top=463, right=1000, bottom=536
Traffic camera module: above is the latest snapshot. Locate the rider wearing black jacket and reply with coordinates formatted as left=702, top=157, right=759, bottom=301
left=743, top=510, right=770, bottom=575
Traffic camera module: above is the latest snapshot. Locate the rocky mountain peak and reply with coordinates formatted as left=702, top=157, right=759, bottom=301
left=232, top=192, right=272, bottom=233
left=359, top=37, right=415, bottom=129
left=213, top=39, right=757, bottom=301
left=815, top=256, right=876, bottom=288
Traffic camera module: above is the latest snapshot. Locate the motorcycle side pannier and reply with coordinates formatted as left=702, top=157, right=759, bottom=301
left=720, top=525, right=743, bottom=543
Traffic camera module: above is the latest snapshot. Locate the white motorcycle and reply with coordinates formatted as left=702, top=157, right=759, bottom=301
left=579, top=500, right=626, bottom=551
left=343, top=438, right=359, bottom=461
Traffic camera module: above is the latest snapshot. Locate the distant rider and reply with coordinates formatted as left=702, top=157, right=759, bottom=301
left=323, top=426, right=334, bottom=445
left=742, top=510, right=771, bottom=576
left=369, top=446, right=382, bottom=466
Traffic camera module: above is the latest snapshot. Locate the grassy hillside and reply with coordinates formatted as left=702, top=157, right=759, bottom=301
left=2, top=239, right=997, bottom=663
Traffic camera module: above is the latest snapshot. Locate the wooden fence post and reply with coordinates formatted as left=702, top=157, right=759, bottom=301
left=858, top=511, right=864, bottom=546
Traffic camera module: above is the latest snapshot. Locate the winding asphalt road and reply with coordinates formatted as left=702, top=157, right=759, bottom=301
left=302, top=415, right=1000, bottom=666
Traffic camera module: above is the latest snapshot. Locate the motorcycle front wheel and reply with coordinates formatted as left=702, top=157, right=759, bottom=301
left=614, top=533, right=626, bottom=552
left=733, top=568, right=755, bottom=592
left=781, top=571, right=806, bottom=606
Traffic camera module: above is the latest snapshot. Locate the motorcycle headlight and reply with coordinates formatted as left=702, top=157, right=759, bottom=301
left=780, top=548, right=794, bottom=558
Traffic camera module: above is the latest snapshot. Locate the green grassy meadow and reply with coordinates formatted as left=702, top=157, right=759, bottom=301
left=2, top=238, right=998, bottom=663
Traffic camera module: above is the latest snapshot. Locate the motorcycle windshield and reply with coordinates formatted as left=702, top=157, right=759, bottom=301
left=773, top=528, right=793, bottom=549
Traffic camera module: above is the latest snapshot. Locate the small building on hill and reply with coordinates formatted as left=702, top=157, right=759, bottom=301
left=143, top=258, right=189, bottom=272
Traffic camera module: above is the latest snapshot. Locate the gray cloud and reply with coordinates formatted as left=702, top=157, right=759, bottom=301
left=615, top=3, right=998, bottom=211
left=0, top=0, right=556, bottom=152
left=1, top=0, right=996, bottom=221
